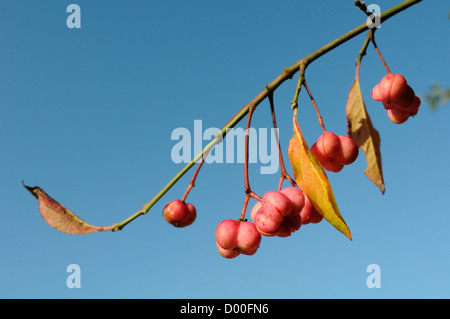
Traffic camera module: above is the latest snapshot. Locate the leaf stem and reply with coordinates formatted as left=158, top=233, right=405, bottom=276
left=290, top=62, right=307, bottom=110
left=356, top=31, right=372, bottom=65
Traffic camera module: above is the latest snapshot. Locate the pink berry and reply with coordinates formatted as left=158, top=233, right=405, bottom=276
left=261, top=191, right=292, bottom=217
left=310, top=132, right=358, bottom=172
left=313, top=132, right=341, bottom=161
left=320, top=160, right=344, bottom=173
left=408, top=96, right=421, bottom=115
left=253, top=191, right=294, bottom=236
left=337, top=135, right=359, bottom=165
left=371, top=83, right=384, bottom=102
left=387, top=108, right=410, bottom=124
left=378, top=73, right=408, bottom=101
left=300, top=195, right=323, bottom=225
left=280, top=187, right=305, bottom=215
left=254, top=207, right=284, bottom=236
left=383, top=85, right=415, bottom=110
left=215, top=219, right=240, bottom=250
left=279, top=214, right=303, bottom=237
left=215, top=219, right=261, bottom=259
left=372, top=74, right=421, bottom=125
left=237, top=221, right=262, bottom=251
left=250, top=201, right=262, bottom=222
left=216, top=241, right=239, bottom=259
left=162, top=200, right=196, bottom=227
left=252, top=188, right=305, bottom=238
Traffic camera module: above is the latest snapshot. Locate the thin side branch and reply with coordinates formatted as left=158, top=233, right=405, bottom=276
left=267, top=91, right=296, bottom=191
left=303, top=80, right=326, bottom=134
left=369, top=30, right=392, bottom=74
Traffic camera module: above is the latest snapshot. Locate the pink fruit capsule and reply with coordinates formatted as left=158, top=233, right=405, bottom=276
left=163, top=200, right=196, bottom=227
left=215, top=219, right=261, bottom=259
left=378, top=73, right=408, bottom=101
left=261, top=191, right=292, bottom=217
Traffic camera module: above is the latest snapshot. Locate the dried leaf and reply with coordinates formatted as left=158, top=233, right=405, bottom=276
left=345, top=74, right=385, bottom=194
left=288, top=115, right=352, bottom=240
left=24, top=182, right=116, bottom=234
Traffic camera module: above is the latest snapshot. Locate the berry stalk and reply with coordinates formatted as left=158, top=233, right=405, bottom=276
left=267, top=92, right=296, bottom=191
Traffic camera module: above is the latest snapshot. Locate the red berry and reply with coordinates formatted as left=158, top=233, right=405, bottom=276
left=408, top=96, right=421, bottom=115
left=253, top=191, right=293, bottom=236
left=251, top=188, right=306, bottom=238
left=300, top=195, right=323, bottom=225
left=215, top=219, right=261, bottom=259
left=383, top=85, right=415, bottom=110
left=371, top=74, right=421, bottom=124
left=378, top=73, right=408, bottom=101
left=280, top=187, right=305, bottom=215
left=261, top=191, right=292, bottom=217
left=253, top=207, right=284, bottom=236
left=216, top=241, right=239, bottom=259
left=320, top=160, right=344, bottom=173
left=314, top=132, right=341, bottom=161
left=371, top=83, right=384, bottom=102
left=215, top=219, right=240, bottom=250
left=162, top=200, right=196, bottom=227
left=237, top=221, right=262, bottom=251
left=337, top=135, right=359, bottom=165
left=250, top=201, right=262, bottom=222
left=310, top=132, right=358, bottom=172
left=386, top=95, right=421, bottom=124
left=387, top=108, right=410, bottom=124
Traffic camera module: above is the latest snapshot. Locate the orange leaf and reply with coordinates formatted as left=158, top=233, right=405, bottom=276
left=24, top=182, right=116, bottom=234
left=345, top=71, right=385, bottom=194
left=288, top=113, right=352, bottom=240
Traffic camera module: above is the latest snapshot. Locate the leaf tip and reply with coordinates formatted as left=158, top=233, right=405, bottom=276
left=23, top=181, right=40, bottom=199
left=347, top=232, right=353, bottom=241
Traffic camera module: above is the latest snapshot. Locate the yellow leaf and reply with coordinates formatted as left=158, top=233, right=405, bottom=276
left=345, top=73, right=385, bottom=194
left=288, top=112, right=352, bottom=240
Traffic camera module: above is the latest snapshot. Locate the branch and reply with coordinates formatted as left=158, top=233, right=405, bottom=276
left=112, top=0, right=422, bottom=232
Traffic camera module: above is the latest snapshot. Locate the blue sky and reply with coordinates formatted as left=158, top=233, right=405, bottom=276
left=1, top=0, right=449, bottom=299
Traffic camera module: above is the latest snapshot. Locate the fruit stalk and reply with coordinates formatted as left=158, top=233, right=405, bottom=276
left=267, top=92, right=296, bottom=191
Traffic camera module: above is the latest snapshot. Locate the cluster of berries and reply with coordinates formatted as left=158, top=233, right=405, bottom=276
left=161, top=187, right=322, bottom=259
left=371, top=73, right=421, bottom=124
left=163, top=130, right=360, bottom=259
left=215, top=187, right=322, bottom=259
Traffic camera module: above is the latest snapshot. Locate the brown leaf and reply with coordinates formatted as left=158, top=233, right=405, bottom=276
left=24, top=182, right=116, bottom=234
left=345, top=72, right=385, bottom=194
left=288, top=114, right=352, bottom=240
